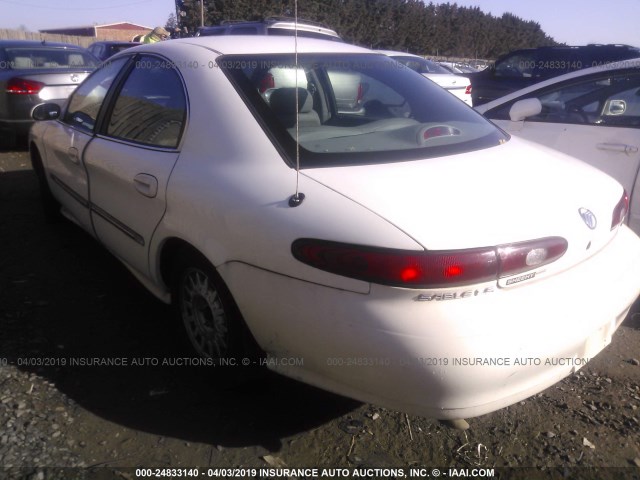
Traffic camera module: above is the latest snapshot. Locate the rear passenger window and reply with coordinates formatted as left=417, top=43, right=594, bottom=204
left=495, top=53, right=536, bottom=78
left=106, top=55, right=186, bottom=148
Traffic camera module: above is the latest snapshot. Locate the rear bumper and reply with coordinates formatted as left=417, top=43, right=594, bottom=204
left=221, top=226, right=640, bottom=419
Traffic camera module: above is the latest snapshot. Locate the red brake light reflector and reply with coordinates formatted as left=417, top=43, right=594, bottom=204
left=465, top=85, right=472, bottom=95
left=400, top=265, right=421, bottom=282
left=6, top=77, right=44, bottom=95
left=444, top=264, right=463, bottom=278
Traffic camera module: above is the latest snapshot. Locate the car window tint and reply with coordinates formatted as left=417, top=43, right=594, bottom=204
left=106, top=55, right=186, bottom=148
left=64, top=57, right=128, bottom=132
left=495, top=53, right=536, bottom=78
left=533, top=51, right=583, bottom=78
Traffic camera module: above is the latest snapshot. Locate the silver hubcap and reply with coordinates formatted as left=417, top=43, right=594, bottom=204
left=180, top=268, right=228, bottom=358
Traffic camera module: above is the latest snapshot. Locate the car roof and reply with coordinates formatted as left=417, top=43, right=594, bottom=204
left=125, top=35, right=372, bottom=56
left=198, top=17, right=341, bottom=39
left=376, top=50, right=423, bottom=59
left=0, top=39, right=86, bottom=49
left=475, top=56, right=640, bottom=112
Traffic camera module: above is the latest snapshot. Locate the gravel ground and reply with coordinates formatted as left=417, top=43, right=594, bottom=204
left=1, top=148, right=640, bottom=480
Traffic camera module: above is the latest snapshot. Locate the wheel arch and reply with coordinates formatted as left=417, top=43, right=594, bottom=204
left=157, top=235, right=264, bottom=358
left=29, top=141, right=45, bottom=177
left=158, top=236, right=206, bottom=290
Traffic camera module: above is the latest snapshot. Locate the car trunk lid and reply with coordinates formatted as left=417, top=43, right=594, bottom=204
left=302, top=137, right=625, bottom=281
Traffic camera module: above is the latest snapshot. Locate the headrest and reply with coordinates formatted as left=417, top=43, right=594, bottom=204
left=269, top=88, right=313, bottom=114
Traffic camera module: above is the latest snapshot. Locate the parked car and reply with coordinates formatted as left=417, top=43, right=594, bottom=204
left=469, top=44, right=640, bottom=106
left=378, top=51, right=472, bottom=105
left=438, top=61, right=478, bottom=74
left=0, top=40, right=98, bottom=148
left=29, top=36, right=640, bottom=422
left=476, top=58, right=640, bottom=236
left=88, top=41, right=140, bottom=62
left=196, top=16, right=342, bottom=41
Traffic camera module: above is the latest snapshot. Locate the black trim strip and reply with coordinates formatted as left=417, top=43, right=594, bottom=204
left=50, top=173, right=145, bottom=247
left=91, top=204, right=145, bottom=246
left=50, top=174, right=89, bottom=208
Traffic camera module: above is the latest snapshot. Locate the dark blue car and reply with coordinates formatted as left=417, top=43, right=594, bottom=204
left=469, top=44, right=640, bottom=106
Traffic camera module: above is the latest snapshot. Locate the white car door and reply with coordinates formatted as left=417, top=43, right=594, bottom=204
left=486, top=71, right=640, bottom=233
left=40, top=58, right=129, bottom=232
left=83, top=55, right=187, bottom=277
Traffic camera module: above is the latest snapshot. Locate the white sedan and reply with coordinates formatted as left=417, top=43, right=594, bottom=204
left=29, top=37, right=640, bottom=423
left=378, top=50, right=473, bottom=105
left=475, top=59, right=640, bottom=235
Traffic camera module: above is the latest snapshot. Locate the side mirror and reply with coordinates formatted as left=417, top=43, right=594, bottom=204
left=605, top=99, right=626, bottom=116
left=32, top=103, right=61, bottom=121
left=509, top=98, right=542, bottom=121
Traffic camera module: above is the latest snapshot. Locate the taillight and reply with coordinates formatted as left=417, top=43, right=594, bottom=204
left=497, top=237, right=568, bottom=278
left=6, top=77, right=45, bottom=95
left=259, top=73, right=275, bottom=93
left=465, top=84, right=472, bottom=95
left=292, top=237, right=567, bottom=288
left=611, top=189, right=629, bottom=230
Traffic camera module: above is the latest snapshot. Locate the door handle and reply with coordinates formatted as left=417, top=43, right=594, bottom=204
left=133, top=173, right=158, bottom=198
left=67, top=147, right=80, bottom=164
left=596, top=143, right=639, bottom=155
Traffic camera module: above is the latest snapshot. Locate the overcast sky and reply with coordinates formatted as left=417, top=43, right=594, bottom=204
left=0, top=0, right=637, bottom=47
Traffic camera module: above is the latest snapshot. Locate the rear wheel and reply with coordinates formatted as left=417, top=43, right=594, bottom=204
left=173, top=251, right=243, bottom=361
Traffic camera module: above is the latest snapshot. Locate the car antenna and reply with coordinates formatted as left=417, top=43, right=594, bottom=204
left=288, top=0, right=305, bottom=207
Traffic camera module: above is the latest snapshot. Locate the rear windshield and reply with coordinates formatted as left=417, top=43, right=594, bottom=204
left=220, top=53, right=506, bottom=168
left=4, top=47, right=97, bottom=69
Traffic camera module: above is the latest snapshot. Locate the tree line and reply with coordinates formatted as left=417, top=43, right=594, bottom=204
left=168, top=0, right=558, bottom=59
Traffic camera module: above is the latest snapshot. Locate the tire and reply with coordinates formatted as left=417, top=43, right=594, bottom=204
left=30, top=147, right=61, bottom=223
left=172, top=251, right=244, bottom=362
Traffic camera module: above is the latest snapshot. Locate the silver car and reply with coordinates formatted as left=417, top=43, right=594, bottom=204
left=0, top=40, right=97, bottom=148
